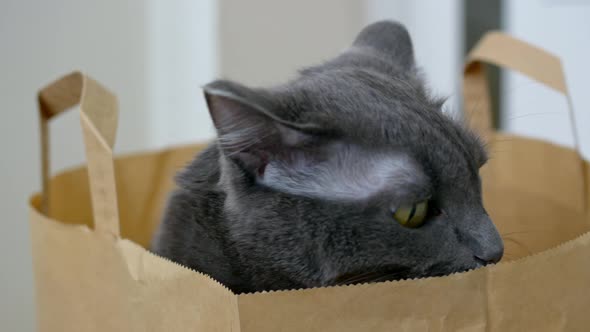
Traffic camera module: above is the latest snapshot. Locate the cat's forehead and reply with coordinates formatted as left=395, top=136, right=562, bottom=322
left=280, top=68, right=436, bottom=131
left=286, top=67, right=428, bottom=110
left=277, top=68, right=487, bottom=176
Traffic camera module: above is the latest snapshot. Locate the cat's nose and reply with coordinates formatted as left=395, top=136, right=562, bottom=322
left=474, top=246, right=503, bottom=265
left=465, top=214, right=504, bottom=265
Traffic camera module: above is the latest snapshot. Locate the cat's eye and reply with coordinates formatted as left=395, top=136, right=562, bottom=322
left=392, top=201, right=428, bottom=228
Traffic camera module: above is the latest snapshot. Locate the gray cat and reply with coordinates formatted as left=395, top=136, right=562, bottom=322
left=152, top=21, right=503, bottom=293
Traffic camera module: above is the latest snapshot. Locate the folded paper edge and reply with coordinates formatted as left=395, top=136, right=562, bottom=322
left=28, top=194, right=236, bottom=296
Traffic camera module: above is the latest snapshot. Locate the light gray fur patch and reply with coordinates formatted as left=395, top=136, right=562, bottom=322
left=259, top=144, right=427, bottom=201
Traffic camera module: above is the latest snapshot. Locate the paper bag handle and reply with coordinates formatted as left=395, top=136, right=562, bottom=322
left=38, top=71, right=120, bottom=238
left=464, top=32, right=587, bottom=210
left=464, top=31, right=580, bottom=155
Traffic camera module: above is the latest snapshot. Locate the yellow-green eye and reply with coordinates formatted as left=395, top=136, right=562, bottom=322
left=393, top=201, right=429, bottom=228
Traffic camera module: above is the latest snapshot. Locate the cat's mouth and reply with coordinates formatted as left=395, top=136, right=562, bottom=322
left=329, top=264, right=476, bottom=286
left=329, top=266, right=412, bottom=286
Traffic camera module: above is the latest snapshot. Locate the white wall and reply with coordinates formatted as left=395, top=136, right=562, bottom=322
left=147, top=0, right=218, bottom=148
left=218, top=0, right=364, bottom=86
left=502, top=0, right=590, bottom=159
left=0, top=1, right=217, bottom=330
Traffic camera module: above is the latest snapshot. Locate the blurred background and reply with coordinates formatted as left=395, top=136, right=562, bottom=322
left=1, top=0, right=589, bottom=330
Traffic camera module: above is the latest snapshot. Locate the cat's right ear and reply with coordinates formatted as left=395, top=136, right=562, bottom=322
left=203, top=80, right=318, bottom=175
left=353, top=20, right=415, bottom=70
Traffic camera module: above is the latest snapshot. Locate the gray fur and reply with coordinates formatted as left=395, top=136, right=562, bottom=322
left=152, top=21, right=503, bottom=293
left=262, top=143, right=427, bottom=202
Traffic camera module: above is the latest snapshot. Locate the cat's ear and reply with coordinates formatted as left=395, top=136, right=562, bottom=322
left=204, top=80, right=318, bottom=174
left=353, top=20, right=415, bottom=70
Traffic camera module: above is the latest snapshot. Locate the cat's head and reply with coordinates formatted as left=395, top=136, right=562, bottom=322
left=204, top=21, right=503, bottom=289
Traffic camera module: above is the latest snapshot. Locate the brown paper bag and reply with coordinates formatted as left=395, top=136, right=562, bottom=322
left=29, top=32, right=590, bottom=331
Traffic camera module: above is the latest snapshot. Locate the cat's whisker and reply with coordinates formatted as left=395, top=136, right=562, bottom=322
left=334, top=271, right=382, bottom=286
left=370, top=272, right=407, bottom=284
left=501, top=229, right=551, bottom=237
left=491, top=138, right=516, bottom=143
left=337, top=268, right=414, bottom=286
left=453, top=77, right=564, bottom=139
left=505, top=112, right=562, bottom=121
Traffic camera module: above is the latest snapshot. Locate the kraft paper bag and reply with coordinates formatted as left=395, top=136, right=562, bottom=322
left=29, top=32, right=590, bottom=331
